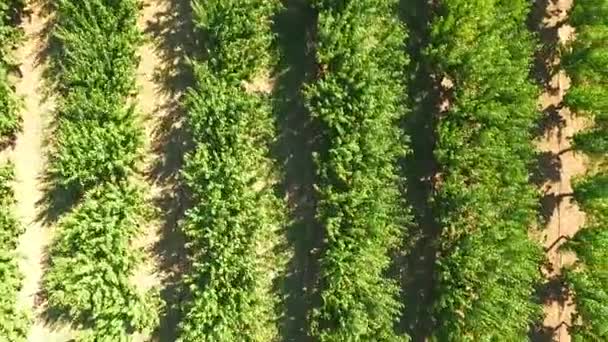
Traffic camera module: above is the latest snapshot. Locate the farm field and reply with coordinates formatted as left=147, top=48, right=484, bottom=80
left=0, top=0, right=606, bottom=341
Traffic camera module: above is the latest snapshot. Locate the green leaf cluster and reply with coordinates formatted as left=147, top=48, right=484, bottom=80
left=304, top=1, right=410, bottom=341
left=0, top=164, right=30, bottom=341
left=49, top=0, right=143, bottom=194
left=44, top=183, right=160, bottom=341
left=561, top=1, right=608, bottom=339
left=426, top=1, right=543, bottom=340
left=43, top=1, right=160, bottom=340
left=177, top=1, right=285, bottom=341
left=564, top=0, right=608, bottom=156
left=563, top=174, right=608, bottom=341
left=0, top=0, right=23, bottom=142
left=0, top=2, right=28, bottom=340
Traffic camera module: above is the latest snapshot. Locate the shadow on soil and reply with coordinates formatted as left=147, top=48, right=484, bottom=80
left=141, top=0, right=196, bottom=340
left=272, top=1, right=323, bottom=341
left=528, top=0, right=573, bottom=340
left=26, top=0, right=73, bottom=226
left=396, top=0, right=442, bottom=340
left=529, top=274, right=572, bottom=341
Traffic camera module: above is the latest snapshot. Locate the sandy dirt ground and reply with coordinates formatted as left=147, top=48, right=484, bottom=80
left=536, top=0, right=585, bottom=341
left=132, top=0, right=190, bottom=339
left=12, top=1, right=72, bottom=341
left=132, top=0, right=169, bottom=295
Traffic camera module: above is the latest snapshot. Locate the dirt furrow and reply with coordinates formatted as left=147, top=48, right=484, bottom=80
left=133, top=0, right=191, bottom=339
left=535, top=0, right=585, bottom=340
left=12, top=1, right=71, bottom=340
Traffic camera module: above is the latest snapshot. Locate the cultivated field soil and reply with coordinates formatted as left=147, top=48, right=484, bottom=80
left=535, top=0, right=584, bottom=341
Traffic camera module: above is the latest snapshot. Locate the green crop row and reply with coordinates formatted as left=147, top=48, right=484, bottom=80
left=561, top=1, right=608, bottom=340
left=177, top=1, right=285, bottom=341
left=426, top=1, right=543, bottom=340
left=48, top=0, right=143, bottom=194
left=564, top=0, right=608, bottom=158
left=0, top=2, right=28, bottom=341
left=0, top=0, right=23, bottom=143
left=304, top=1, right=410, bottom=341
left=43, top=0, right=160, bottom=340
left=44, top=182, right=159, bottom=341
left=0, top=164, right=29, bottom=341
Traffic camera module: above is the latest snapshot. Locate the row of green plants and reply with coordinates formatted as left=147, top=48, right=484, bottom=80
left=0, top=0, right=23, bottom=143
left=0, top=164, right=29, bottom=340
left=177, top=1, right=286, bottom=341
left=0, top=1, right=28, bottom=340
left=304, top=1, right=410, bottom=340
left=561, top=0, right=608, bottom=340
left=426, top=1, right=543, bottom=340
left=43, top=0, right=160, bottom=340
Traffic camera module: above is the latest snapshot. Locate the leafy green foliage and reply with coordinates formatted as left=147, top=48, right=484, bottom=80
left=0, top=2, right=28, bottom=340
left=49, top=0, right=143, bottom=194
left=304, top=1, right=410, bottom=341
left=0, top=0, right=23, bottom=142
left=0, top=164, right=29, bottom=341
left=563, top=0, right=608, bottom=156
left=426, top=1, right=542, bottom=340
left=177, top=1, right=285, bottom=341
left=43, top=0, right=160, bottom=340
left=560, top=1, right=608, bottom=339
left=0, top=70, right=20, bottom=142
left=44, top=183, right=159, bottom=341
left=562, top=174, right=608, bottom=341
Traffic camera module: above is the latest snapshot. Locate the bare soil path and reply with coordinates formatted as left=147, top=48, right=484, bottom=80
left=12, top=1, right=71, bottom=340
left=133, top=0, right=192, bottom=339
left=535, top=0, right=585, bottom=341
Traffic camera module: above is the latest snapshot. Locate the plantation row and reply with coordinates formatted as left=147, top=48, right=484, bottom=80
left=0, top=164, right=27, bottom=340
left=177, top=0, right=286, bottom=340
left=427, top=0, right=542, bottom=340
left=305, top=0, right=409, bottom=341
left=0, top=0, right=28, bottom=340
left=562, top=0, right=608, bottom=340
left=42, top=0, right=159, bottom=340
left=0, top=0, right=21, bottom=141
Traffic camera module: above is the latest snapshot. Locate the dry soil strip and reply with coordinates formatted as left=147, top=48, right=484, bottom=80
left=12, top=1, right=71, bottom=341
left=132, top=0, right=187, bottom=339
left=536, top=0, right=585, bottom=341
left=131, top=0, right=167, bottom=294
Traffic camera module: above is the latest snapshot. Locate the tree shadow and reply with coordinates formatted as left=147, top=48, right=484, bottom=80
left=271, top=1, right=322, bottom=341
left=30, top=0, right=79, bottom=226
left=529, top=0, right=574, bottom=138
left=139, top=0, right=196, bottom=340
left=540, top=191, right=561, bottom=224
left=36, top=180, right=80, bottom=225
left=529, top=275, right=571, bottom=341
left=535, top=151, right=562, bottom=185
left=397, top=0, right=442, bottom=340
left=528, top=0, right=574, bottom=338
left=536, top=103, right=566, bottom=139
left=533, top=149, right=562, bottom=226
left=25, top=0, right=59, bottom=86
left=29, top=0, right=81, bottom=225
left=143, top=0, right=196, bottom=181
